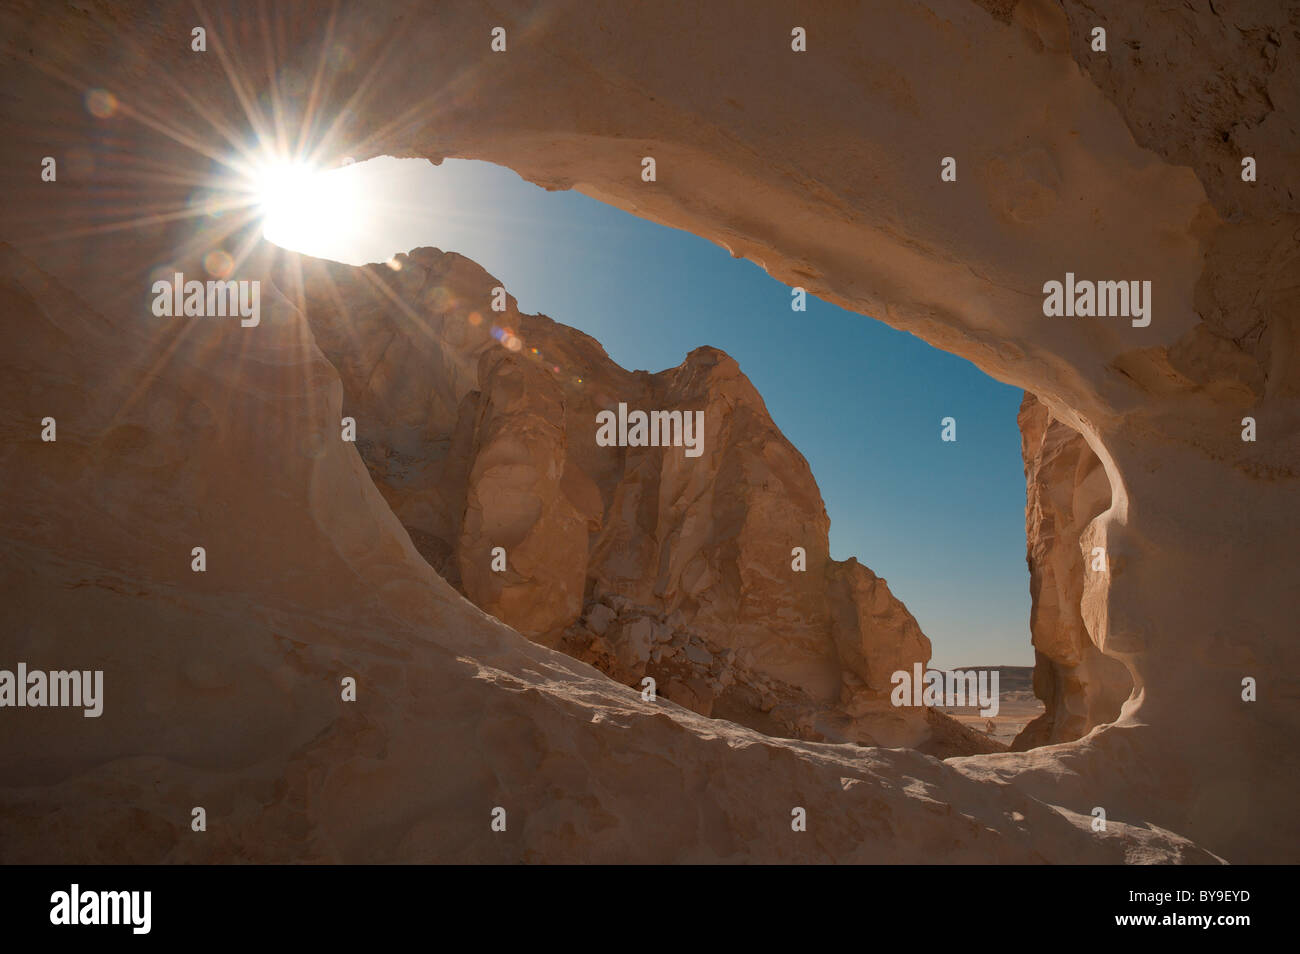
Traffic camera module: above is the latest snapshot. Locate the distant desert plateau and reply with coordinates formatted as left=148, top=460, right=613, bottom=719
left=936, top=667, right=1045, bottom=747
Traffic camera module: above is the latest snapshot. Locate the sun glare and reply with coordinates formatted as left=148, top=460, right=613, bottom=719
left=251, top=158, right=362, bottom=255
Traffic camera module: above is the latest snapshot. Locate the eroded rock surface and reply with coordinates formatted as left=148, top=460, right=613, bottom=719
left=0, top=241, right=1197, bottom=863
left=293, top=248, right=995, bottom=756
left=1013, top=393, right=1131, bottom=749
left=0, top=0, right=1296, bottom=863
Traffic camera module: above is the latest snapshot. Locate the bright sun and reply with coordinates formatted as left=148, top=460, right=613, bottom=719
left=252, top=158, right=361, bottom=254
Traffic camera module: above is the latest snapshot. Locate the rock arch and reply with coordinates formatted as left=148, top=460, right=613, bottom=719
left=0, top=0, right=1294, bottom=862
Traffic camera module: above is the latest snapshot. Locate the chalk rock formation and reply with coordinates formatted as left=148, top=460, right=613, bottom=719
left=1, top=0, right=1296, bottom=863
left=1013, top=393, right=1131, bottom=749
left=293, top=248, right=991, bottom=755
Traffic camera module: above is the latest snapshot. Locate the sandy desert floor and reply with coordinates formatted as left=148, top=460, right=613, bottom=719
left=937, top=692, right=1045, bottom=746
left=934, top=667, right=1043, bottom=746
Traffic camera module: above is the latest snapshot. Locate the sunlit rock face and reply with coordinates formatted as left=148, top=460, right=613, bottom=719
left=0, top=0, right=1296, bottom=863
left=1013, top=393, right=1131, bottom=749
left=293, top=248, right=995, bottom=756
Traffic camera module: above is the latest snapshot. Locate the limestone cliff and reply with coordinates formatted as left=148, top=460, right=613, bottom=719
left=292, top=247, right=995, bottom=755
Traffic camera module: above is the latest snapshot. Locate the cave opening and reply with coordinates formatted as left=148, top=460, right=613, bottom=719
left=259, top=155, right=1130, bottom=757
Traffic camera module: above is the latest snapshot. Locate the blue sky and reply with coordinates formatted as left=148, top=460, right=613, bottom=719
left=269, top=157, right=1031, bottom=667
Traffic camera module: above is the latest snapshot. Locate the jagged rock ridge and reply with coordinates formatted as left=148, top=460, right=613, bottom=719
left=292, top=247, right=998, bottom=756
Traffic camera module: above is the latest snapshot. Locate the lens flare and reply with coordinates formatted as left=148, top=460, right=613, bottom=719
left=203, top=249, right=234, bottom=278
left=84, top=88, right=118, bottom=118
